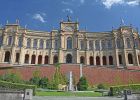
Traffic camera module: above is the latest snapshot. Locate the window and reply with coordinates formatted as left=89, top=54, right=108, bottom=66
left=18, top=37, right=22, bottom=47
left=0, top=36, right=2, bottom=46
left=128, top=53, right=133, bottom=64
left=134, top=39, right=139, bottom=48
left=102, top=56, right=107, bottom=65
left=27, top=38, right=31, bottom=48
left=8, top=36, right=12, bottom=46
left=89, top=56, right=94, bottom=65
left=24, top=54, right=29, bottom=64
left=116, top=38, right=122, bottom=49
left=96, top=56, right=100, bottom=65
left=89, top=40, right=93, bottom=50
left=80, top=56, right=85, bottom=64
left=33, top=39, right=37, bottom=48
left=80, top=40, right=84, bottom=50
left=4, top=51, right=10, bottom=62
left=54, top=39, right=59, bottom=50
left=66, top=54, right=72, bottom=63
left=44, top=55, right=49, bottom=64
left=101, top=40, right=106, bottom=50
left=95, top=40, right=100, bottom=50
left=109, top=56, right=113, bottom=65
left=126, top=38, right=131, bottom=48
left=53, top=55, right=58, bottom=64
left=67, top=37, right=72, bottom=49
left=46, top=40, right=51, bottom=49
left=15, top=53, right=20, bottom=63
left=119, top=55, right=122, bottom=64
left=107, top=39, right=113, bottom=49
left=39, top=39, right=44, bottom=49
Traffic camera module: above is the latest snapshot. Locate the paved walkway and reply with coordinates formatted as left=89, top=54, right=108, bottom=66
left=33, top=96, right=123, bottom=100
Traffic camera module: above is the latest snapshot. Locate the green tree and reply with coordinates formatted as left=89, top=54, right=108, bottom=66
left=77, top=76, right=88, bottom=91
left=51, top=63, right=67, bottom=89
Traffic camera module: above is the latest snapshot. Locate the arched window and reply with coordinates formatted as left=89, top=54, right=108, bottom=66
left=96, top=56, right=100, bottom=65
left=33, top=39, right=38, bottom=48
left=80, top=40, right=84, bottom=50
left=46, top=40, right=51, bottom=49
left=24, top=54, right=29, bottom=64
left=102, top=56, right=107, bottom=65
left=116, top=38, right=122, bottom=49
left=134, top=39, right=139, bottom=48
left=128, top=53, right=133, bottom=64
left=89, top=56, right=94, bottom=65
left=38, top=55, right=42, bottom=64
left=18, top=37, right=22, bottom=47
left=44, top=55, right=49, bottom=64
left=54, top=39, right=59, bottom=50
left=4, top=51, right=10, bottom=62
left=66, top=54, right=72, bottom=63
left=0, top=36, right=2, bottom=46
left=126, top=38, right=131, bottom=48
left=119, top=55, right=122, bottom=64
left=109, top=56, right=113, bottom=65
left=89, top=40, right=93, bottom=50
left=31, top=55, right=36, bottom=64
left=107, top=39, right=113, bottom=49
left=15, top=53, right=20, bottom=63
left=101, top=40, right=106, bottom=50
left=27, top=38, right=31, bottom=48
left=67, top=37, right=72, bottom=49
left=53, top=55, right=58, bottom=64
left=80, top=56, right=85, bottom=64
left=8, top=36, right=12, bottom=46
left=39, top=39, right=44, bottom=49
left=95, top=40, right=100, bottom=50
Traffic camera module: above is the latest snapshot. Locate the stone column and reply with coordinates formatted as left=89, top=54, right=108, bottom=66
left=42, top=55, right=45, bottom=64
left=122, top=36, right=127, bottom=66
left=29, top=53, right=32, bottom=64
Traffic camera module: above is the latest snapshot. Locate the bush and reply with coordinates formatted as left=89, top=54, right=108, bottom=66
left=77, top=76, right=88, bottom=91
left=0, top=73, right=22, bottom=83
left=30, top=77, right=41, bottom=86
left=110, top=84, right=140, bottom=96
left=39, top=77, right=49, bottom=88
left=0, top=80, right=36, bottom=95
left=97, top=84, right=105, bottom=89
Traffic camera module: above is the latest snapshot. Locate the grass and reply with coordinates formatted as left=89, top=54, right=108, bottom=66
left=36, top=91, right=102, bottom=97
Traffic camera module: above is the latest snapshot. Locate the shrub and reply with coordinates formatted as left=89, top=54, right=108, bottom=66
left=30, top=77, right=41, bottom=86
left=110, top=84, right=140, bottom=96
left=39, top=77, right=49, bottom=88
left=0, top=80, right=36, bottom=95
left=77, top=76, right=88, bottom=91
left=97, top=84, right=105, bottom=89
left=0, top=72, right=22, bottom=83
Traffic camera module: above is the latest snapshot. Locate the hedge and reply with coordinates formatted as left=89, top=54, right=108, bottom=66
left=0, top=80, right=37, bottom=95
left=110, top=84, right=140, bottom=96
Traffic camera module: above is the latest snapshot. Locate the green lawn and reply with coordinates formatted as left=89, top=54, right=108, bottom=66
left=36, top=91, right=102, bottom=97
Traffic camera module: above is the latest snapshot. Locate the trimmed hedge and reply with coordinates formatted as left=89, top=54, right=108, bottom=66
left=0, top=80, right=37, bottom=95
left=110, top=84, right=140, bottom=96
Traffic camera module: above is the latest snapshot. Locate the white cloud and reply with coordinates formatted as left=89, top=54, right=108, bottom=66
left=80, top=0, right=85, bottom=4
left=62, top=8, right=73, bottom=14
left=127, top=0, right=139, bottom=6
left=61, top=0, right=85, bottom=6
left=101, top=0, right=140, bottom=9
left=33, top=13, right=46, bottom=23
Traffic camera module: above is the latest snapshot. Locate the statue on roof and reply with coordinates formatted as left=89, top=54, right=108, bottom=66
left=67, top=15, right=71, bottom=22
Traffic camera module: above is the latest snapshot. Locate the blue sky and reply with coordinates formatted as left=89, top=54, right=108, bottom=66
left=0, top=0, right=140, bottom=32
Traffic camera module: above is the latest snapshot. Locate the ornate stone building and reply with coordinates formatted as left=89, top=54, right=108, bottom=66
left=0, top=19, right=140, bottom=68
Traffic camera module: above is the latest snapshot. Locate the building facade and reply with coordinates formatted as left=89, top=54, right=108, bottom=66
left=0, top=19, right=140, bottom=68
